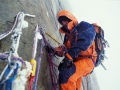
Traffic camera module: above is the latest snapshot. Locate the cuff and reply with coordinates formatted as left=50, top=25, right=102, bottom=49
left=65, top=53, right=73, bottom=60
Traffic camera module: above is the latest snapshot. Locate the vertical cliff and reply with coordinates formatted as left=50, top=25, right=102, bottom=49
left=0, top=0, right=62, bottom=89
left=0, top=0, right=100, bottom=90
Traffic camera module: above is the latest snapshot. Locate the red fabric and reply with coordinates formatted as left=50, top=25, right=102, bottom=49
left=28, top=76, right=35, bottom=90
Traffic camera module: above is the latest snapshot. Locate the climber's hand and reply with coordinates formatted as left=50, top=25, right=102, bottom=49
left=58, top=58, right=73, bottom=70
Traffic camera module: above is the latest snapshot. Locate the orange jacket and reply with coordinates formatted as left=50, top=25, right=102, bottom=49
left=56, top=10, right=97, bottom=62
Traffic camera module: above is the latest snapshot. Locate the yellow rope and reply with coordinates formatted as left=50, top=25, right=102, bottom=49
left=45, top=32, right=60, bottom=44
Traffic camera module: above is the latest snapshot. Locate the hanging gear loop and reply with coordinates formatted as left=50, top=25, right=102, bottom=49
left=39, top=27, right=59, bottom=90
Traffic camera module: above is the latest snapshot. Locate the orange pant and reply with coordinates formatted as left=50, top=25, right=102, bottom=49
left=59, top=58, right=94, bottom=90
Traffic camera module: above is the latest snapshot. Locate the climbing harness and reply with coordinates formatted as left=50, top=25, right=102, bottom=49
left=0, top=12, right=35, bottom=90
left=40, top=27, right=59, bottom=90
left=28, top=24, right=43, bottom=90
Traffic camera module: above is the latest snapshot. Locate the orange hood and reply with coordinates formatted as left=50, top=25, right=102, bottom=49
left=58, top=10, right=78, bottom=34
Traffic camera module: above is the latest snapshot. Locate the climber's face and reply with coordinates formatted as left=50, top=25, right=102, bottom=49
left=61, top=21, right=69, bottom=26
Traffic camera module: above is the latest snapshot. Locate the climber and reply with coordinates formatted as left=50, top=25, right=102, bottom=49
left=56, top=10, right=98, bottom=90
left=48, top=10, right=97, bottom=90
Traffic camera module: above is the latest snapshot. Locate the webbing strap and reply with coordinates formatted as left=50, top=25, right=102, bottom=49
left=5, top=63, right=19, bottom=90
left=40, top=27, right=58, bottom=90
left=64, top=25, right=77, bottom=43
left=4, top=66, right=11, bottom=78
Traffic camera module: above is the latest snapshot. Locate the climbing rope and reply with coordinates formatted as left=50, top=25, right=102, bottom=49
left=0, top=12, right=21, bottom=40
left=39, top=27, right=59, bottom=90
left=33, top=38, right=43, bottom=90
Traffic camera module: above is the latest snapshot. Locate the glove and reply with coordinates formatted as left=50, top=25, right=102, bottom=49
left=58, top=58, right=73, bottom=70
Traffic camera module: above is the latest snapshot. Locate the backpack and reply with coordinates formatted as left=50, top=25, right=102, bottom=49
left=64, top=22, right=109, bottom=69
left=92, top=23, right=109, bottom=69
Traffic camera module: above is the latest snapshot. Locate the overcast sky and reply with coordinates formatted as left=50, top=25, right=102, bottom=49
left=67, top=0, right=120, bottom=90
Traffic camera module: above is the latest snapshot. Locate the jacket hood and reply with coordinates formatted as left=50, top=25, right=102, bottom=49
left=57, top=10, right=78, bottom=25
left=57, top=10, right=78, bottom=33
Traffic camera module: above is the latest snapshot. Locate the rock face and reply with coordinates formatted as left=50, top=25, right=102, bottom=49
left=0, top=0, right=100, bottom=90
left=82, top=71, right=100, bottom=90
left=0, top=0, right=61, bottom=90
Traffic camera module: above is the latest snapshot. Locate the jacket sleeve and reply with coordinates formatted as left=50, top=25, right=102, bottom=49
left=54, top=45, right=66, bottom=57
left=67, top=21, right=96, bottom=59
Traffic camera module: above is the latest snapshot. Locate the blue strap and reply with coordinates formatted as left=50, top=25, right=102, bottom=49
left=0, top=65, right=11, bottom=90
left=5, top=63, right=19, bottom=90
left=0, top=82, right=4, bottom=90
left=4, top=66, right=11, bottom=79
